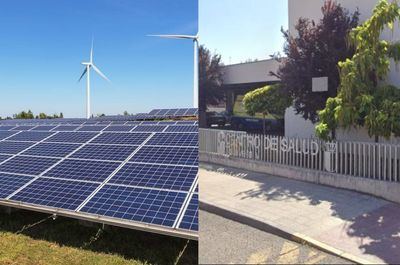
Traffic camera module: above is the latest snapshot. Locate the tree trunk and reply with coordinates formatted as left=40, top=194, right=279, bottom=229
left=375, top=135, right=379, bottom=143
left=331, top=128, right=336, bottom=140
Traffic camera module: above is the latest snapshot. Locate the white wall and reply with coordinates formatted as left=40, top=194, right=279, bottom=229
left=222, top=59, right=280, bottom=85
left=285, top=0, right=400, bottom=140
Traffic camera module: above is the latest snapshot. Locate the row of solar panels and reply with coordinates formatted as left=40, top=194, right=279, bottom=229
left=0, top=124, right=197, bottom=133
left=0, top=126, right=198, bottom=238
left=0, top=120, right=198, bottom=126
left=148, top=108, right=198, bottom=116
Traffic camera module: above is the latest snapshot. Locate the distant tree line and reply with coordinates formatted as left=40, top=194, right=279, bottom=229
left=10, top=110, right=64, bottom=120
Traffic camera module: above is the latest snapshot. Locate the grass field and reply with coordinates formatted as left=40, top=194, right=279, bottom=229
left=0, top=208, right=198, bottom=265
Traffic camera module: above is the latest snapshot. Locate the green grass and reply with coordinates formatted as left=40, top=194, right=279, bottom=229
left=0, top=209, right=197, bottom=265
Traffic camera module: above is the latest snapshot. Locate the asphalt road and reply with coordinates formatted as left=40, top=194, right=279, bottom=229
left=199, top=210, right=353, bottom=264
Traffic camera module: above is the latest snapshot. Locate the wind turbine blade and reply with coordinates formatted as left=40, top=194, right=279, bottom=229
left=147, top=34, right=197, bottom=40
left=90, top=39, right=94, bottom=64
left=92, top=64, right=110, bottom=83
left=78, top=67, right=88, bottom=82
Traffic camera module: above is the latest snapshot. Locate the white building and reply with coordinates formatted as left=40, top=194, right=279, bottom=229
left=222, top=0, right=400, bottom=142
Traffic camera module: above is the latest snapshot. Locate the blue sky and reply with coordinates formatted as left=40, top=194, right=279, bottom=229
left=199, top=0, right=287, bottom=64
left=0, top=0, right=197, bottom=118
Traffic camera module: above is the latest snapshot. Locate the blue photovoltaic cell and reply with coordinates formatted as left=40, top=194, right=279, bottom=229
left=0, top=126, right=15, bottom=131
left=109, top=163, right=197, bottom=191
left=22, top=142, right=81, bottom=157
left=146, top=133, right=198, bottom=147
left=0, top=156, right=60, bottom=175
left=133, top=125, right=166, bottom=132
left=52, top=125, right=80, bottom=131
left=96, top=121, right=112, bottom=125
left=92, top=132, right=150, bottom=145
left=149, top=109, right=160, bottom=115
left=194, top=185, right=198, bottom=193
left=165, top=109, right=179, bottom=115
left=11, top=126, right=35, bottom=131
left=158, top=121, right=176, bottom=125
left=45, top=132, right=97, bottom=143
left=0, top=131, right=17, bottom=140
left=44, top=159, right=120, bottom=182
left=0, top=173, right=34, bottom=199
left=84, top=120, right=98, bottom=125
left=175, top=109, right=188, bottom=116
left=10, top=178, right=99, bottom=210
left=186, top=108, right=198, bottom=115
left=130, top=146, right=198, bottom=166
left=31, top=125, right=57, bottom=131
left=104, top=125, right=135, bottom=132
left=7, top=131, right=55, bottom=142
left=0, top=154, right=11, bottom=163
left=157, top=109, right=169, bottom=115
left=165, top=125, right=198, bottom=133
left=179, top=194, right=198, bottom=231
left=140, top=121, right=159, bottom=125
left=77, top=126, right=107, bottom=132
left=125, top=121, right=142, bottom=125
left=111, top=121, right=127, bottom=125
left=81, top=185, right=187, bottom=227
left=71, top=144, right=137, bottom=161
left=0, top=141, right=36, bottom=154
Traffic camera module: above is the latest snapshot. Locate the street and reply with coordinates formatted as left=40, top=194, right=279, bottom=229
left=199, top=210, right=352, bottom=264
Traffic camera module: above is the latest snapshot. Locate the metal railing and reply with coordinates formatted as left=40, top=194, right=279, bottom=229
left=199, top=128, right=400, bottom=182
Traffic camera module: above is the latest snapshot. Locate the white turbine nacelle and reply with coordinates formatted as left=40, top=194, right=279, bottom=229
left=78, top=41, right=110, bottom=119
left=148, top=33, right=199, bottom=108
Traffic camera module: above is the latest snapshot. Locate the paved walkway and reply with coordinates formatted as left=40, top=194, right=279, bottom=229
left=199, top=163, right=400, bottom=264
left=199, top=210, right=352, bottom=264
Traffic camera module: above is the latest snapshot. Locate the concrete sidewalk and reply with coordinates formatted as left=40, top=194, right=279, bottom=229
left=199, top=163, right=400, bottom=264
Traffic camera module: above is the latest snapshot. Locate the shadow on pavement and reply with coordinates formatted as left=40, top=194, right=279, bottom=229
left=201, top=163, right=400, bottom=264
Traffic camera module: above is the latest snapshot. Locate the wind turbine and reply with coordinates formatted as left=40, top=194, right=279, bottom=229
left=78, top=41, right=110, bottom=119
left=148, top=34, right=199, bottom=108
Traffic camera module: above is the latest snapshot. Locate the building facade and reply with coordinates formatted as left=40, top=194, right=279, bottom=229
left=221, top=0, right=400, bottom=142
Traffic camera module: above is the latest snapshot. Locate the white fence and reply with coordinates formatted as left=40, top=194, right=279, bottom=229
left=199, top=129, right=400, bottom=182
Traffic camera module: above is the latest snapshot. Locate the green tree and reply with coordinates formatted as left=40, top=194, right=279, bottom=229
left=271, top=0, right=359, bottom=123
left=123, top=111, right=129, bottom=116
left=243, top=84, right=292, bottom=134
left=316, top=0, right=400, bottom=141
left=14, top=110, right=34, bottom=119
left=199, top=45, right=224, bottom=127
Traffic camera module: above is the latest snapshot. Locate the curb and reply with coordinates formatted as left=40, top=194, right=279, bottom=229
left=200, top=201, right=375, bottom=265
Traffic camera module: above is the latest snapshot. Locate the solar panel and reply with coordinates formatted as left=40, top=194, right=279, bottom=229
left=7, top=131, right=55, bottom=142
left=0, top=141, right=36, bottom=154
left=52, top=125, right=80, bottom=131
left=104, top=125, right=135, bottom=132
left=77, top=126, right=107, bottom=132
left=130, top=146, right=198, bottom=166
left=178, top=193, right=198, bottom=231
left=146, top=133, right=198, bottom=147
left=0, top=131, right=17, bottom=140
left=45, top=132, right=97, bottom=143
left=11, top=126, right=35, bottom=131
left=31, top=125, right=57, bottom=131
left=0, top=173, right=34, bottom=199
left=92, top=132, right=150, bottom=145
left=70, top=144, right=138, bottom=161
left=0, top=126, right=15, bottom=131
left=165, top=125, right=198, bottom=133
left=109, top=163, right=197, bottom=191
left=21, top=143, right=81, bottom=158
left=44, top=159, right=120, bottom=182
left=133, top=125, right=166, bottom=132
left=80, top=186, right=187, bottom=227
left=0, top=156, right=60, bottom=175
left=0, top=154, right=11, bottom=163
left=10, top=178, right=99, bottom=210
left=0, top=114, right=198, bottom=240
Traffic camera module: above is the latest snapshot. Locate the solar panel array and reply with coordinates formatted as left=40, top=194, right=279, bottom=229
left=0, top=119, right=198, bottom=239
